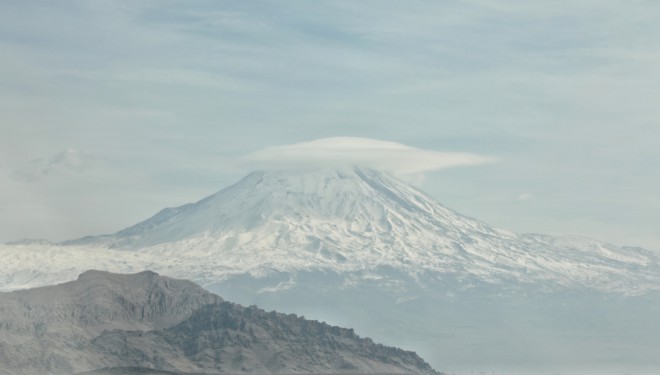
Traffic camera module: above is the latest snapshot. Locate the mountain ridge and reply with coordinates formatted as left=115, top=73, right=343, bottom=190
left=0, top=270, right=439, bottom=375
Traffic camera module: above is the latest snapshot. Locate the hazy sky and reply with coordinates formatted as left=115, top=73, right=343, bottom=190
left=1, top=1, right=659, bottom=251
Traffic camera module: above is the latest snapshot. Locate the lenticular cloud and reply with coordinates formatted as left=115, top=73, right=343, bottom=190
left=240, top=137, right=495, bottom=179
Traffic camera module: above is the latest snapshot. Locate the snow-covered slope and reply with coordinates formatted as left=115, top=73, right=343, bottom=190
left=54, top=167, right=660, bottom=294
left=3, top=167, right=660, bottom=293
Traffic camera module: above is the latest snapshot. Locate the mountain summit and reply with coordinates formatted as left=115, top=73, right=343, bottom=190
left=65, top=167, right=660, bottom=293
left=75, top=167, right=500, bottom=247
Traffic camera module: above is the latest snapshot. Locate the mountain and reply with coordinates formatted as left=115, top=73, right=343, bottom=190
left=0, top=270, right=221, bottom=374
left=2, top=167, right=660, bottom=373
left=0, top=270, right=438, bottom=375
left=62, top=167, right=660, bottom=293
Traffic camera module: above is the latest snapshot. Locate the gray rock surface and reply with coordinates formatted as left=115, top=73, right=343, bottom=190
left=0, top=271, right=438, bottom=375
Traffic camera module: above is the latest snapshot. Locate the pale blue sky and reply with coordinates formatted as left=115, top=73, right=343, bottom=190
left=1, top=1, right=659, bottom=251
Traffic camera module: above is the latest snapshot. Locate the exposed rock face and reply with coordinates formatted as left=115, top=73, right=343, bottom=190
left=92, top=303, right=435, bottom=375
left=0, top=271, right=437, bottom=375
left=0, top=270, right=222, bottom=375
left=0, top=270, right=222, bottom=334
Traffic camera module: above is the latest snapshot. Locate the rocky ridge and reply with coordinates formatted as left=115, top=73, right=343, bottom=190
left=0, top=270, right=437, bottom=375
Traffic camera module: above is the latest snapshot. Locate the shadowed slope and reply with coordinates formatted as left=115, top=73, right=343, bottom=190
left=0, top=271, right=438, bottom=375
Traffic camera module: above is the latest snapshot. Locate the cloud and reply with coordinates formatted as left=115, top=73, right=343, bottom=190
left=11, top=148, right=93, bottom=182
left=0, top=147, right=194, bottom=243
left=518, top=192, right=535, bottom=201
left=239, top=137, right=495, bottom=179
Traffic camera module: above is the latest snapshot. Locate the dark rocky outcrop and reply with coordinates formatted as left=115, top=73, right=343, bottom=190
left=0, top=271, right=438, bottom=375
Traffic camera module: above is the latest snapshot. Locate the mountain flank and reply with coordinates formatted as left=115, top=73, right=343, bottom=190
left=0, top=270, right=438, bottom=375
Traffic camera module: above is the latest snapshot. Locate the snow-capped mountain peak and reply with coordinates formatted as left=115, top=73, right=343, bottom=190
left=54, top=167, right=660, bottom=293
left=67, top=168, right=504, bottom=266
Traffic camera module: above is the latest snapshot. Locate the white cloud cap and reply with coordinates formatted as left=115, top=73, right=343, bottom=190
left=240, top=137, right=495, bottom=180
